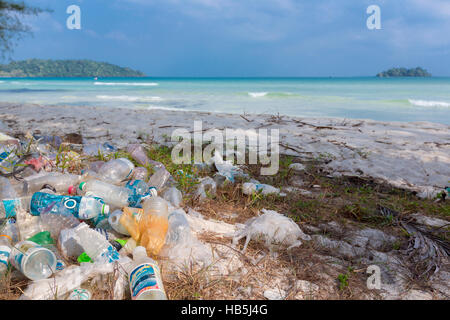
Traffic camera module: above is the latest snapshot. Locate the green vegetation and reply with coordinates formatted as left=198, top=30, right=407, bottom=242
left=0, top=1, right=45, bottom=57
left=0, top=59, right=146, bottom=77
left=376, top=67, right=432, bottom=78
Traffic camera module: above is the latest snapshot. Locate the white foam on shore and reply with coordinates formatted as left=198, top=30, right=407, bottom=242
left=96, top=95, right=162, bottom=102
left=409, top=99, right=450, bottom=108
left=248, top=92, right=268, bottom=98
left=94, top=82, right=159, bottom=86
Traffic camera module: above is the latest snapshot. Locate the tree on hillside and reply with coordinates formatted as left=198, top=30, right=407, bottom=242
left=0, top=0, right=44, bottom=58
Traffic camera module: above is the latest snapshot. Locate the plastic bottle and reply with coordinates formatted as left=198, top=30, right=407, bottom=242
left=0, top=235, right=12, bottom=275
left=40, top=209, right=80, bottom=240
left=23, top=172, right=82, bottom=195
left=127, top=144, right=150, bottom=166
left=1, top=218, right=20, bottom=243
left=127, top=246, right=167, bottom=300
left=73, top=223, right=120, bottom=263
left=67, top=288, right=92, bottom=300
left=148, top=168, right=171, bottom=191
left=0, top=145, right=19, bottom=174
left=30, top=192, right=109, bottom=220
left=97, top=158, right=134, bottom=184
left=140, top=197, right=170, bottom=256
left=242, top=182, right=281, bottom=196
left=119, top=197, right=169, bottom=256
left=108, top=210, right=131, bottom=236
left=162, top=187, right=183, bottom=208
left=10, top=240, right=57, bottom=280
left=125, top=180, right=157, bottom=207
left=131, top=167, right=148, bottom=181
left=166, top=209, right=190, bottom=245
left=79, top=180, right=132, bottom=208
left=0, top=177, right=21, bottom=219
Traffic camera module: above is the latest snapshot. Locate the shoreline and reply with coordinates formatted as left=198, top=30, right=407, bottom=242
left=0, top=101, right=449, bottom=198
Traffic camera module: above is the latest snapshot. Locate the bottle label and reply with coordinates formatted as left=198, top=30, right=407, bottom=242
left=10, top=241, right=38, bottom=271
left=99, top=245, right=120, bottom=263
left=129, top=262, right=165, bottom=300
left=30, top=192, right=104, bottom=219
left=0, top=245, right=11, bottom=268
left=1, top=199, right=21, bottom=218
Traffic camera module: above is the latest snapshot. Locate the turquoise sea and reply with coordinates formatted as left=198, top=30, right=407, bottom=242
left=0, top=77, right=449, bottom=125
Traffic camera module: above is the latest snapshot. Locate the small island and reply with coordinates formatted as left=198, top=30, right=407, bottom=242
left=0, top=59, right=146, bottom=77
left=376, top=67, right=432, bottom=78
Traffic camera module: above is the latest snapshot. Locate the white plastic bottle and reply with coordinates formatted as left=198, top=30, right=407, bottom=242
left=127, top=246, right=167, bottom=300
left=0, top=235, right=12, bottom=275
left=74, top=223, right=119, bottom=263
left=79, top=180, right=132, bottom=208
left=23, top=172, right=82, bottom=195
left=97, top=158, right=135, bottom=185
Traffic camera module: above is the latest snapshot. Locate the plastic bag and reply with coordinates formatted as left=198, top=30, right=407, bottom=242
left=232, top=209, right=311, bottom=253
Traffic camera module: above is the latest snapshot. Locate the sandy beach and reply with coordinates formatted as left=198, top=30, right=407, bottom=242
left=1, top=102, right=448, bottom=198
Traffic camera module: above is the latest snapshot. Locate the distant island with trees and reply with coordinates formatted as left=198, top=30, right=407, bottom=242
left=376, top=67, right=432, bottom=78
left=0, top=59, right=146, bottom=77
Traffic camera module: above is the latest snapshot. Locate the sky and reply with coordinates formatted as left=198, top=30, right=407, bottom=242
left=5, top=0, right=450, bottom=77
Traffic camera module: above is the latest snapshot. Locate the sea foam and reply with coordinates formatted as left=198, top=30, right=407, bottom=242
left=409, top=99, right=450, bottom=107
left=248, top=92, right=268, bottom=98
left=97, top=95, right=162, bottom=102
left=94, top=82, right=159, bottom=86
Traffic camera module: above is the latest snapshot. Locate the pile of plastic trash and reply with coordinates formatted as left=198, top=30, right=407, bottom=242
left=0, top=133, right=196, bottom=300
left=0, top=132, right=310, bottom=300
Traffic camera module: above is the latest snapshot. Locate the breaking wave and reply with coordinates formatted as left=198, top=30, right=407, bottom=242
left=94, top=82, right=159, bottom=86
left=408, top=99, right=450, bottom=107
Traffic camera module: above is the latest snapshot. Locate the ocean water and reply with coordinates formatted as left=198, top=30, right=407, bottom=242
left=0, top=77, right=449, bottom=125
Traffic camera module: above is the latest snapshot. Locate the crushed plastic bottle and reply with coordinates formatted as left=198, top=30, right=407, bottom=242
left=73, top=223, right=120, bottom=263
left=96, top=158, right=134, bottom=185
left=127, top=144, right=150, bottom=166
left=148, top=168, right=171, bottom=191
left=0, top=145, right=19, bottom=174
left=120, top=197, right=169, bottom=256
left=10, top=240, right=57, bottom=280
left=193, top=177, right=217, bottom=200
left=83, top=142, right=117, bottom=157
left=166, top=209, right=190, bottom=245
left=79, top=180, right=132, bottom=208
left=30, top=192, right=109, bottom=220
left=126, top=246, right=167, bottom=300
left=162, top=187, right=183, bottom=207
left=242, top=182, right=286, bottom=196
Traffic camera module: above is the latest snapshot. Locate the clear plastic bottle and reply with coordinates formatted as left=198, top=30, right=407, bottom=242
left=125, top=180, right=158, bottom=207
left=242, top=182, right=281, bottom=196
left=162, top=187, right=183, bottom=207
left=23, top=172, right=82, bottom=195
left=127, top=246, right=167, bottom=300
left=140, top=197, right=170, bottom=256
left=108, top=209, right=131, bottom=236
left=119, top=197, right=169, bottom=256
left=10, top=240, right=57, bottom=280
left=73, top=223, right=119, bottom=263
left=30, top=192, right=109, bottom=220
left=0, top=145, right=19, bottom=175
left=148, top=168, right=171, bottom=191
left=131, top=167, right=148, bottom=181
left=79, top=180, right=132, bottom=208
left=0, top=177, right=21, bottom=219
left=0, top=235, right=12, bottom=275
left=166, top=209, right=190, bottom=245
left=127, top=144, right=150, bottom=166
left=97, top=158, right=135, bottom=185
